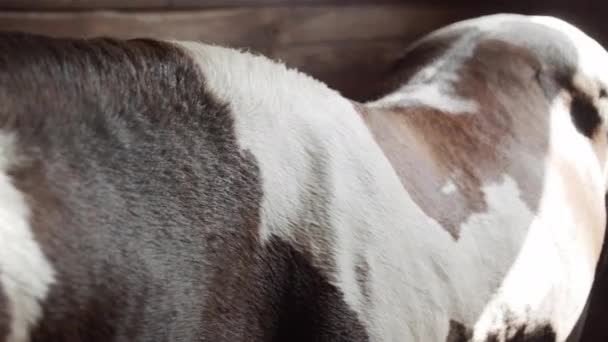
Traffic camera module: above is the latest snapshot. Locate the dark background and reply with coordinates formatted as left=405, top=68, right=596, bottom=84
left=0, top=1, right=606, bottom=340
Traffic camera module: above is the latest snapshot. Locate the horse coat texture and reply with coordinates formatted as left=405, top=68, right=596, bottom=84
left=0, top=13, right=607, bottom=342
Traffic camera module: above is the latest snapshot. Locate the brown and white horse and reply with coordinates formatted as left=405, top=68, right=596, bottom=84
left=0, top=14, right=606, bottom=342
left=362, top=14, right=608, bottom=341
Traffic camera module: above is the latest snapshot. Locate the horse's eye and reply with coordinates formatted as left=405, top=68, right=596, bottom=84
left=600, top=88, right=608, bottom=98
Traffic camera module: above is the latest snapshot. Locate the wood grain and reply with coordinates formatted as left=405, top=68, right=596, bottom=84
left=0, top=0, right=405, bottom=10
left=1, top=3, right=606, bottom=100
left=0, top=5, right=475, bottom=43
left=0, top=0, right=491, bottom=11
left=0, top=0, right=603, bottom=11
left=0, top=4, right=480, bottom=101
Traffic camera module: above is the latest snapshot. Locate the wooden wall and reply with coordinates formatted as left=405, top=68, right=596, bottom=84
left=1, top=0, right=606, bottom=101
left=0, top=1, right=478, bottom=101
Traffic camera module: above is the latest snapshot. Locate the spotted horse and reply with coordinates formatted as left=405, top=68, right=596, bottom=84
left=0, top=14, right=606, bottom=342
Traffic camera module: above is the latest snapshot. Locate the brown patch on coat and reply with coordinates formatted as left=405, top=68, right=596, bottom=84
left=363, top=40, right=550, bottom=239
left=480, top=310, right=556, bottom=341
left=485, top=324, right=556, bottom=342
left=447, top=320, right=472, bottom=342
left=0, top=288, right=8, bottom=341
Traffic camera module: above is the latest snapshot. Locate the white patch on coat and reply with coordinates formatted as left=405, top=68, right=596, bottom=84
left=354, top=174, right=534, bottom=341
left=372, top=84, right=478, bottom=114
left=367, top=14, right=493, bottom=115
left=440, top=180, right=457, bottom=195
left=367, top=15, right=537, bottom=116
left=531, top=16, right=608, bottom=110
left=368, top=41, right=479, bottom=115
left=0, top=133, right=56, bottom=342
left=472, top=99, right=606, bottom=341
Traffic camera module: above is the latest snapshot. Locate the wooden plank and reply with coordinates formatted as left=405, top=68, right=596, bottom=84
left=1, top=5, right=604, bottom=47
left=0, top=5, right=476, bottom=44
left=0, top=0, right=167, bottom=10
left=0, top=0, right=602, bottom=11
left=0, top=0, right=427, bottom=11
